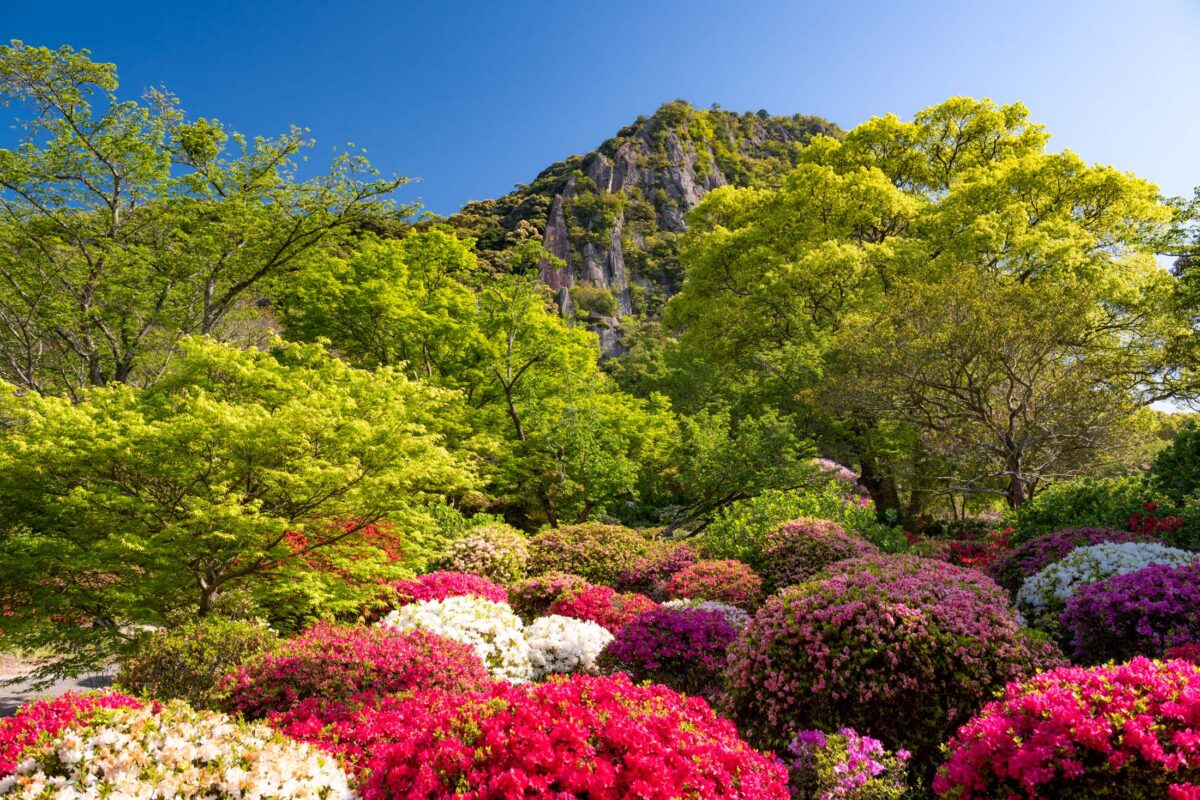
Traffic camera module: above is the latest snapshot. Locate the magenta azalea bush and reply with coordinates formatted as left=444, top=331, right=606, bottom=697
left=508, top=572, right=590, bottom=621
left=598, top=606, right=739, bottom=699
left=1061, top=560, right=1200, bottom=664
left=527, top=523, right=653, bottom=585
left=615, top=542, right=699, bottom=600
left=357, top=674, right=790, bottom=800
left=547, top=584, right=658, bottom=633
left=759, top=517, right=877, bottom=592
left=667, top=559, right=764, bottom=609
left=788, top=727, right=911, bottom=800
left=989, top=527, right=1152, bottom=595
left=388, top=570, right=508, bottom=607
left=723, top=555, right=1061, bottom=773
left=0, top=692, right=143, bottom=777
left=934, top=657, right=1200, bottom=799
left=220, top=622, right=490, bottom=719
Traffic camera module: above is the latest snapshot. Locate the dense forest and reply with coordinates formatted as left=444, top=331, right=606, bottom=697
left=6, top=38, right=1200, bottom=800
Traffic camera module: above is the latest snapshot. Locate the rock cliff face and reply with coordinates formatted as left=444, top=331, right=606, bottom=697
left=452, top=101, right=840, bottom=355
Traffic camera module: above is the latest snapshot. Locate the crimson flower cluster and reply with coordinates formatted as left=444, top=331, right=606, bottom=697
left=1061, top=560, right=1200, bottom=664
left=389, top=570, right=508, bottom=607
left=666, top=559, right=763, bottom=609
left=508, top=572, right=590, bottom=620
left=614, top=543, right=699, bottom=600
left=359, top=674, right=790, bottom=800
left=547, top=584, right=658, bottom=633
left=220, top=622, right=489, bottom=719
left=0, top=691, right=143, bottom=776
left=934, top=657, right=1200, bottom=799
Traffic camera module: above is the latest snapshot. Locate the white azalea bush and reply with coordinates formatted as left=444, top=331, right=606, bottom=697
left=524, top=614, right=614, bottom=679
left=0, top=703, right=354, bottom=799
left=662, top=598, right=752, bottom=630
left=380, top=595, right=532, bottom=682
left=1016, top=541, right=1196, bottom=617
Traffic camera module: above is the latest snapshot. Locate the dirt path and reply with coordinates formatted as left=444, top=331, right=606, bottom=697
left=0, top=656, right=115, bottom=717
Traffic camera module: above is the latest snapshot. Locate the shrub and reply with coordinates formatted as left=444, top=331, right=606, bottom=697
left=524, top=614, right=614, bottom=679
left=220, top=622, right=489, bottom=719
left=115, top=618, right=277, bottom=709
left=698, top=484, right=905, bottom=568
left=1151, top=422, right=1200, bottom=505
left=1168, top=643, right=1200, bottom=665
left=0, top=692, right=142, bottom=777
left=380, top=595, right=532, bottom=681
left=989, top=527, right=1152, bottom=595
left=934, top=658, right=1200, bottom=799
left=2, top=702, right=354, bottom=799
left=508, top=572, right=590, bottom=621
left=547, top=585, right=658, bottom=633
left=1009, top=475, right=1159, bottom=542
left=527, top=523, right=653, bottom=584
left=433, top=523, right=529, bottom=583
left=387, top=570, right=508, bottom=608
left=614, top=542, right=699, bottom=600
left=758, top=518, right=878, bottom=592
left=661, top=598, right=752, bottom=629
left=598, top=606, right=738, bottom=700
left=1061, top=561, right=1200, bottom=663
left=723, top=555, right=1061, bottom=775
left=359, top=674, right=790, bottom=800
left=1015, top=541, right=1195, bottom=621
left=667, top=559, right=763, bottom=608
left=788, top=728, right=911, bottom=800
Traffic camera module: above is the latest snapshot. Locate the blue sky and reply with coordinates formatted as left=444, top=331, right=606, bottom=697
left=3, top=0, right=1199, bottom=215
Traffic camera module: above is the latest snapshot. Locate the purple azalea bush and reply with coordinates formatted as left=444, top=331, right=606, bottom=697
left=598, top=606, right=738, bottom=700
left=1061, top=560, right=1200, bottom=664
left=989, top=527, right=1151, bottom=595
left=788, top=727, right=910, bottom=799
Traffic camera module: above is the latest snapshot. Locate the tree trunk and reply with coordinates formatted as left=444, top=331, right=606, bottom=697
left=858, top=453, right=901, bottom=518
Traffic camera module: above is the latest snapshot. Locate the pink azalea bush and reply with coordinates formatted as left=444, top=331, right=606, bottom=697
left=934, top=657, right=1200, bottom=799
left=615, top=542, right=699, bottom=600
left=508, top=572, right=590, bottom=621
left=788, top=727, right=911, bottom=800
left=989, top=526, right=1152, bottom=595
left=723, top=555, right=1061, bottom=775
left=0, top=691, right=143, bottom=777
left=667, top=559, right=764, bottom=609
left=1169, top=643, right=1200, bottom=665
left=388, top=570, right=508, bottom=607
left=548, top=585, right=658, bottom=633
left=527, top=523, right=654, bottom=585
left=758, top=517, right=878, bottom=592
left=220, top=622, right=490, bottom=719
left=597, top=606, right=739, bottom=699
left=1061, top=560, right=1200, bottom=664
left=433, top=523, right=530, bottom=584
left=357, top=674, right=790, bottom=799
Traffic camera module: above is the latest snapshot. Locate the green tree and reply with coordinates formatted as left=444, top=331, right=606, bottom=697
left=0, top=337, right=475, bottom=680
left=0, top=42, right=403, bottom=398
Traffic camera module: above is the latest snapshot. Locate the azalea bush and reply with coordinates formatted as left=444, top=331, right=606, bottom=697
left=788, top=728, right=911, bottom=800
left=661, top=599, right=752, bottom=629
left=358, top=674, right=790, bottom=800
left=380, top=595, right=532, bottom=681
left=1015, top=541, right=1195, bottom=621
left=0, top=702, right=355, bottom=799
left=547, top=585, right=658, bottom=633
left=758, top=518, right=878, bottom=592
left=598, top=606, right=738, bottom=700
left=508, top=572, right=590, bottom=621
left=1169, top=643, right=1200, bottom=665
left=989, top=527, right=1151, bottom=595
left=115, top=618, right=278, bottom=710
left=524, top=614, right=614, bottom=679
left=1061, top=561, right=1200, bottom=663
left=0, top=692, right=143, bottom=777
left=934, top=658, right=1200, bottom=799
left=723, top=554, right=1061, bottom=774
left=615, top=542, right=699, bottom=600
left=220, top=622, right=489, bottom=719
left=433, top=523, right=529, bottom=583
left=667, top=559, right=763, bottom=608
left=387, top=570, right=508, bottom=608
left=527, top=523, right=654, bottom=584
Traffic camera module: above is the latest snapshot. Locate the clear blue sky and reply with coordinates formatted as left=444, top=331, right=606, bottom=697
left=3, top=0, right=1199, bottom=215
